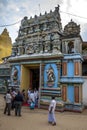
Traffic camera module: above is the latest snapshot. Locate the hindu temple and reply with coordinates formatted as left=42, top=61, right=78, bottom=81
left=7, top=5, right=87, bottom=112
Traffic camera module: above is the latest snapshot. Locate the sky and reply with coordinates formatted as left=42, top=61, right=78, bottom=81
left=0, top=0, right=87, bottom=43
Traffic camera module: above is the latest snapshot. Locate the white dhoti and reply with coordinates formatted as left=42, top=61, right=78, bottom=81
left=48, top=112, right=56, bottom=123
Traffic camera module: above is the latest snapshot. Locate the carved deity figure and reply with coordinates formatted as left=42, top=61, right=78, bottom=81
left=11, top=67, right=18, bottom=84
left=46, top=65, right=55, bottom=82
left=26, top=45, right=34, bottom=54
left=21, top=16, right=28, bottom=27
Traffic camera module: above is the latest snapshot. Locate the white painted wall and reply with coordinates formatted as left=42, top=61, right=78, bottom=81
left=83, top=77, right=87, bottom=106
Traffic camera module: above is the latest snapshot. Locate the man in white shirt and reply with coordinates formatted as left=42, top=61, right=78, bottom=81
left=4, top=90, right=12, bottom=115
left=30, top=90, right=35, bottom=103
left=48, top=96, right=56, bottom=125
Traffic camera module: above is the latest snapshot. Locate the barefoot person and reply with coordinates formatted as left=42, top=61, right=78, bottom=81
left=48, top=96, right=56, bottom=126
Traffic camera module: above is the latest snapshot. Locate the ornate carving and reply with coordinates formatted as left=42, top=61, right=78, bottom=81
left=21, top=16, right=28, bottom=27
left=46, top=65, right=55, bottom=87
left=63, top=19, right=80, bottom=37
left=44, top=42, right=50, bottom=53
left=52, top=41, right=61, bottom=54
left=26, top=44, right=34, bottom=54
left=11, top=66, right=18, bottom=85
left=39, top=43, right=43, bottom=53
left=11, top=6, right=62, bottom=56
left=34, top=44, right=40, bottom=53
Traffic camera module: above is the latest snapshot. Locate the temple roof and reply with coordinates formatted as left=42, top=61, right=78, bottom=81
left=1, top=28, right=9, bottom=36
left=0, top=28, right=12, bottom=63
left=63, top=19, right=80, bottom=37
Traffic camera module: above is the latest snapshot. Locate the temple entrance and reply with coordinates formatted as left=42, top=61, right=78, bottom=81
left=30, top=68, right=39, bottom=91
left=21, top=65, right=40, bottom=92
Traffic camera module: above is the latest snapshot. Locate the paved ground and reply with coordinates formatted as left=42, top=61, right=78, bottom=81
left=0, top=94, right=87, bottom=130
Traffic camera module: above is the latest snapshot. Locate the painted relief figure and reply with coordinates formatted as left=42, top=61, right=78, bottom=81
left=11, top=67, right=18, bottom=85
left=47, top=65, right=55, bottom=82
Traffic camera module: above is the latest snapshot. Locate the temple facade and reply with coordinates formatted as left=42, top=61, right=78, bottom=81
left=8, top=5, right=85, bottom=112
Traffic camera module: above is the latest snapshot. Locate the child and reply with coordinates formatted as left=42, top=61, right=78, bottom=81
left=48, top=96, right=56, bottom=126
left=30, top=99, right=35, bottom=109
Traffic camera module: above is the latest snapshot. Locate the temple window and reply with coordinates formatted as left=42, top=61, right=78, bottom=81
left=68, top=41, right=76, bottom=54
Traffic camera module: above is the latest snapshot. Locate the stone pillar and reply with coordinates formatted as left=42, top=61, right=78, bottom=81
left=56, top=62, right=61, bottom=87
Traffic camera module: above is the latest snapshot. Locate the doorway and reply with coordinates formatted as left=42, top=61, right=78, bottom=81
left=30, top=69, right=39, bottom=90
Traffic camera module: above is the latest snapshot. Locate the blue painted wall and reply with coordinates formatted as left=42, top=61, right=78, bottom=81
left=67, top=85, right=74, bottom=103
left=67, top=61, right=74, bottom=77
left=44, top=63, right=58, bottom=88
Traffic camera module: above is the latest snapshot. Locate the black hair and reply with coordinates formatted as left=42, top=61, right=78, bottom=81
left=7, top=90, right=10, bottom=93
left=52, top=96, right=55, bottom=99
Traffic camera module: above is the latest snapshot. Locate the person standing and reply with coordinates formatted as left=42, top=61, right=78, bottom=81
left=48, top=96, right=56, bottom=126
left=29, top=90, right=35, bottom=109
left=14, top=91, right=23, bottom=116
left=21, top=89, right=26, bottom=104
left=34, top=88, right=39, bottom=106
left=10, top=88, right=17, bottom=110
left=4, top=90, right=12, bottom=116
left=27, top=88, right=31, bottom=104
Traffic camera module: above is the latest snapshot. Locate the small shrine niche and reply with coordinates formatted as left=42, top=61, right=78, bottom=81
left=68, top=41, right=75, bottom=54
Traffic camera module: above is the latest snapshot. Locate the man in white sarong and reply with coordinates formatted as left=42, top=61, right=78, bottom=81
left=48, top=96, right=56, bottom=126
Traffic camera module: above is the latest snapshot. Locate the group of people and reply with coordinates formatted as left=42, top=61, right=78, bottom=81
left=27, top=88, right=39, bottom=109
left=4, top=87, right=39, bottom=116
left=4, top=88, right=24, bottom=116
left=4, top=87, right=57, bottom=126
